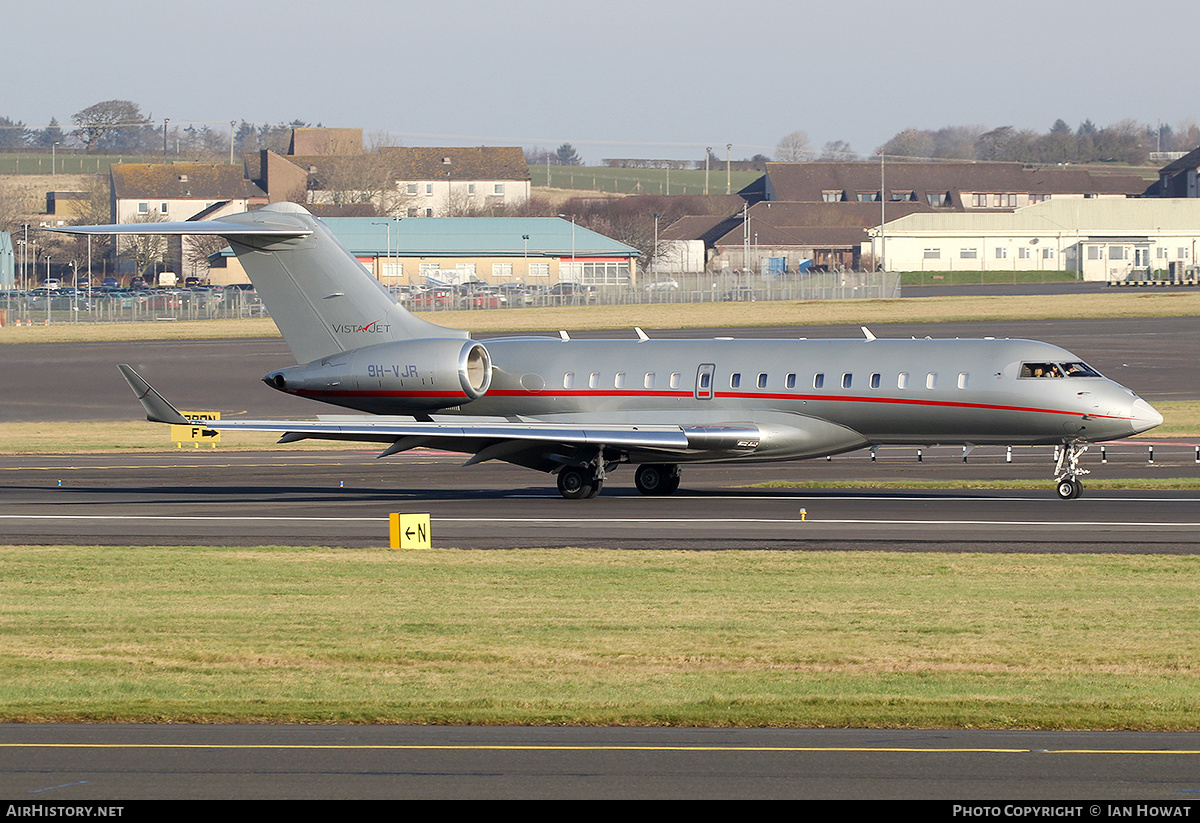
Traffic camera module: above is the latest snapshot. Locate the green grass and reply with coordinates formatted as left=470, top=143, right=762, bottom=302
left=2, top=547, right=1199, bottom=728
left=901, top=270, right=1080, bottom=287
left=531, top=164, right=761, bottom=195
left=0, top=153, right=158, bottom=175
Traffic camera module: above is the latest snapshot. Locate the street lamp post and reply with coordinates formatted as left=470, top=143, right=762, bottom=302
left=557, top=214, right=576, bottom=284
left=372, top=221, right=392, bottom=290
left=653, top=213, right=659, bottom=283
left=726, top=143, right=732, bottom=195
left=704, top=147, right=711, bottom=195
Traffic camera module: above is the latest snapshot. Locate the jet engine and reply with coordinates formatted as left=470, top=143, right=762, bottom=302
left=263, top=338, right=492, bottom=414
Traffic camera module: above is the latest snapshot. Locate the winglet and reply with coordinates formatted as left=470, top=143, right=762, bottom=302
left=117, top=364, right=192, bottom=425
left=861, top=326, right=877, bottom=341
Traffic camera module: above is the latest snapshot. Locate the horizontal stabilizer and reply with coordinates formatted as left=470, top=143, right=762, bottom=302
left=117, top=365, right=193, bottom=426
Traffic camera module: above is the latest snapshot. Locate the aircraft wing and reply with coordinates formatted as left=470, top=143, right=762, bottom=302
left=119, top=366, right=760, bottom=469
left=50, top=216, right=312, bottom=239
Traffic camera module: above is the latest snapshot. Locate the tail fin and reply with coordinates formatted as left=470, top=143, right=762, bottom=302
left=52, top=202, right=465, bottom=364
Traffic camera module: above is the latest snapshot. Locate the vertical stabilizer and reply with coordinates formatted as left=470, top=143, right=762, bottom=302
left=220, top=203, right=466, bottom=363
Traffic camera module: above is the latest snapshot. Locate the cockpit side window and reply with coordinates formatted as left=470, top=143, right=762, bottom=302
left=1061, top=361, right=1102, bottom=378
left=1020, top=362, right=1063, bottom=378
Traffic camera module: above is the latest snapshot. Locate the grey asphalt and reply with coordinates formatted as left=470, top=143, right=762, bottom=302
left=3, top=446, right=1199, bottom=551
left=4, top=724, right=1200, bottom=800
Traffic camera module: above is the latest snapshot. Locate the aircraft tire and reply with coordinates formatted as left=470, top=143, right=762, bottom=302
left=1056, top=479, right=1080, bottom=500
left=558, top=467, right=596, bottom=500
left=635, top=464, right=680, bottom=496
left=635, top=464, right=667, bottom=495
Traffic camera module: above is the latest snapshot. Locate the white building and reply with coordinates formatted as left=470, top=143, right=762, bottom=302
left=869, top=199, right=1200, bottom=280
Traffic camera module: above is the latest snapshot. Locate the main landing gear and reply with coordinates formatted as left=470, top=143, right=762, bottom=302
left=634, top=464, right=681, bottom=496
left=1053, top=440, right=1089, bottom=500
left=557, top=466, right=603, bottom=499
left=554, top=461, right=682, bottom=499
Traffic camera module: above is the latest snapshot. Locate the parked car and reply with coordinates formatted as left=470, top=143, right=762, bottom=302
left=548, top=282, right=597, bottom=304
left=461, top=290, right=502, bottom=309
left=722, top=285, right=756, bottom=301
left=644, top=278, right=679, bottom=291
left=409, top=288, right=455, bottom=309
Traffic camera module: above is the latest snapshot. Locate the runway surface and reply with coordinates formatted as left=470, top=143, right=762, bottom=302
left=2, top=443, right=1198, bottom=551
left=4, top=724, right=1200, bottom=800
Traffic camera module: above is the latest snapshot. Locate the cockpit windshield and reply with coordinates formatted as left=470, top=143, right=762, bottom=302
left=1020, top=361, right=1103, bottom=378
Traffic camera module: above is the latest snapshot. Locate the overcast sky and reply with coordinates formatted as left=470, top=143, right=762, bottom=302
left=9, top=0, right=1198, bottom=162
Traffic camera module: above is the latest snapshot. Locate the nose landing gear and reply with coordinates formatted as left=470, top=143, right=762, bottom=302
left=1053, top=440, right=1089, bottom=500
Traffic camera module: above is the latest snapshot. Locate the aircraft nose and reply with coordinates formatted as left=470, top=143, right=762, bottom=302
left=1129, top=398, right=1163, bottom=434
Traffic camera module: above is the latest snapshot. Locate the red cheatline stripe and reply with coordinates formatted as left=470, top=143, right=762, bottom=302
left=290, top=387, right=1134, bottom=421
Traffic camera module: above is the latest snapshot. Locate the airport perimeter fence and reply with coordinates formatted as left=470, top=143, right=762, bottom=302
left=0, top=288, right=270, bottom=326
left=418, top=270, right=903, bottom=313
left=0, top=271, right=900, bottom=325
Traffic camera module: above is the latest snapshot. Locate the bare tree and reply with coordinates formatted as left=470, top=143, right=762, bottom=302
left=118, top=211, right=168, bottom=281
left=819, top=140, right=856, bottom=161
left=312, top=150, right=416, bottom=216
left=183, top=233, right=230, bottom=281
left=774, top=130, right=810, bottom=162
left=0, top=179, right=31, bottom=236
left=879, top=128, right=935, bottom=159
left=72, top=100, right=154, bottom=153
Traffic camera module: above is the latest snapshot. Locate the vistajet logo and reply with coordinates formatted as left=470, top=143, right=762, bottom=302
left=332, top=320, right=392, bottom=335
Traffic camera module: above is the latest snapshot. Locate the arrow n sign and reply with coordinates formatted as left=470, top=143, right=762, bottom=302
left=390, top=513, right=431, bottom=550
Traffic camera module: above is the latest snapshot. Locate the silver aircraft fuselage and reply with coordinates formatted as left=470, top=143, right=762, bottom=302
left=267, top=335, right=1161, bottom=464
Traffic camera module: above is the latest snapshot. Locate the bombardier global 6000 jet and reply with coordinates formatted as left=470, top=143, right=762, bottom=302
left=55, top=203, right=1162, bottom=499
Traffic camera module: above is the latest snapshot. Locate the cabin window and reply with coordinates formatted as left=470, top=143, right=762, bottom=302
left=926, top=372, right=938, bottom=389
left=870, top=373, right=881, bottom=389
left=813, top=373, right=824, bottom=389
left=644, top=372, right=655, bottom=389
left=670, top=372, right=681, bottom=389
left=757, top=373, right=768, bottom=389
left=563, top=372, right=575, bottom=389
left=614, top=372, right=626, bottom=389
left=842, top=373, right=853, bottom=389
left=898, top=372, right=909, bottom=389
left=730, top=373, right=741, bottom=389
left=589, top=372, right=600, bottom=389
left=786, top=373, right=796, bottom=389
left=699, top=372, right=711, bottom=389
left=957, top=372, right=969, bottom=389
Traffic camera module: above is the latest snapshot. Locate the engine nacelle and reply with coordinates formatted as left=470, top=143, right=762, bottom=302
left=264, top=338, right=491, bottom=413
